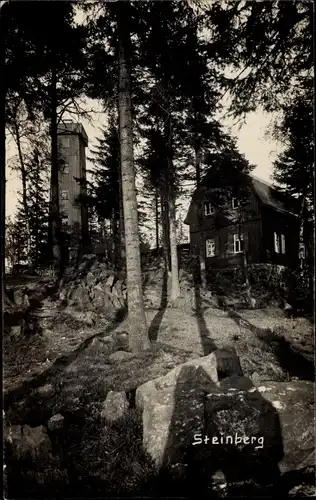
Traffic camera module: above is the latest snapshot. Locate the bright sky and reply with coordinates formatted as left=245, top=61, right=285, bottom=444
left=5, top=4, right=284, bottom=222
left=5, top=104, right=283, bottom=220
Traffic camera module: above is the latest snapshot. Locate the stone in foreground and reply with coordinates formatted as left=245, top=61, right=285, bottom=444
left=100, top=391, right=129, bottom=423
left=137, top=351, right=222, bottom=470
left=108, top=350, right=134, bottom=363
left=48, top=414, right=64, bottom=432
left=5, top=425, right=52, bottom=462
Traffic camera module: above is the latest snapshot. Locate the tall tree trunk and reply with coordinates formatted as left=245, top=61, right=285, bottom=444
left=298, top=195, right=311, bottom=267
left=194, top=138, right=206, bottom=289
left=100, top=218, right=107, bottom=260
left=110, top=208, right=116, bottom=267
left=80, top=179, right=90, bottom=255
left=239, top=217, right=254, bottom=308
left=50, top=63, right=61, bottom=277
left=118, top=160, right=126, bottom=269
left=155, top=187, right=159, bottom=250
left=34, top=154, right=40, bottom=267
left=0, top=1, right=8, bottom=335
left=298, top=195, right=305, bottom=266
left=243, top=250, right=255, bottom=308
left=117, top=105, right=126, bottom=271
left=165, top=115, right=180, bottom=302
left=160, top=188, right=170, bottom=272
left=113, top=217, right=120, bottom=271
left=13, top=123, right=32, bottom=267
left=117, top=4, right=149, bottom=352
left=168, top=184, right=180, bottom=302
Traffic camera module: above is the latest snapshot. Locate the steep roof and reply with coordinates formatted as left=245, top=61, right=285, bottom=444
left=184, top=173, right=300, bottom=225
left=250, top=175, right=299, bottom=216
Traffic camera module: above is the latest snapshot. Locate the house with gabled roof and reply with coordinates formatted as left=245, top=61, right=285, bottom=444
left=184, top=169, right=301, bottom=269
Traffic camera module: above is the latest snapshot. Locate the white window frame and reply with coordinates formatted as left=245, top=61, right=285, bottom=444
left=205, top=238, right=216, bottom=258
left=61, top=190, right=69, bottom=201
left=274, top=232, right=285, bottom=254
left=204, top=201, right=214, bottom=216
left=233, top=233, right=244, bottom=254
left=232, top=197, right=240, bottom=210
left=280, top=234, right=286, bottom=254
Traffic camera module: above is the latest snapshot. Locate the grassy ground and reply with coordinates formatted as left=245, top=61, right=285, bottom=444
left=4, top=291, right=314, bottom=397
left=4, top=277, right=315, bottom=498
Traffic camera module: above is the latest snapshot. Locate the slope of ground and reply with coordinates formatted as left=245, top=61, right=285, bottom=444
left=4, top=274, right=315, bottom=498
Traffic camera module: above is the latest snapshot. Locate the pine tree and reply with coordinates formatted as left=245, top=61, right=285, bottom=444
left=273, top=83, right=314, bottom=264
left=5, top=216, right=27, bottom=269
left=205, top=1, right=313, bottom=117
left=114, top=1, right=149, bottom=351
left=88, top=116, right=121, bottom=268
left=3, top=1, right=89, bottom=276
left=26, top=146, right=50, bottom=268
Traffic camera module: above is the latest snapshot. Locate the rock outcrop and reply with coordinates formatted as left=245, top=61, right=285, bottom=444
left=58, top=257, right=127, bottom=322
left=136, top=348, right=315, bottom=492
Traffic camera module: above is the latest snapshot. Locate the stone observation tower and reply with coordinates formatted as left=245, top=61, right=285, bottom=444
left=57, top=120, right=89, bottom=260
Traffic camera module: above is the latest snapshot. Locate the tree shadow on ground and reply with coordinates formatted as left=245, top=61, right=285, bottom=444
left=227, top=307, right=315, bottom=382
left=3, top=309, right=128, bottom=411
left=157, top=364, right=284, bottom=497
left=193, top=276, right=217, bottom=355
left=148, top=269, right=168, bottom=343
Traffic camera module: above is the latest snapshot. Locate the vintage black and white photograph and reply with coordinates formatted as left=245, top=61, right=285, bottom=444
left=1, top=0, right=314, bottom=497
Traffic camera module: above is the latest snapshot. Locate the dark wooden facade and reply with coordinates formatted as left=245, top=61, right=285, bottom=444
left=184, top=172, right=300, bottom=269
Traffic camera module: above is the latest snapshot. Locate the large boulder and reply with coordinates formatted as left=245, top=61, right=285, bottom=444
left=204, top=375, right=284, bottom=488
left=255, top=380, right=314, bottom=474
left=137, top=348, right=315, bottom=492
left=141, top=364, right=208, bottom=473
left=203, top=377, right=315, bottom=488
left=137, top=350, right=232, bottom=470
left=136, top=348, right=240, bottom=412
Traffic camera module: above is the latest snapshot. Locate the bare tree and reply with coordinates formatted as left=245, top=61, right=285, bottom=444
left=116, top=3, right=149, bottom=352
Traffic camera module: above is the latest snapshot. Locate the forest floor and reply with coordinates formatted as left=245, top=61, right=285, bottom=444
left=4, top=275, right=315, bottom=498
left=4, top=279, right=314, bottom=402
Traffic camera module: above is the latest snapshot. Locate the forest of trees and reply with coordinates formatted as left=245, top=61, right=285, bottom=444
left=1, top=0, right=313, bottom=352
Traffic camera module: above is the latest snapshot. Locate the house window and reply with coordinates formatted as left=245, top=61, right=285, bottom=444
left=204, top=201, right=214, bottom=216
left=61, top=190, right=69, bottom=201
left=233, top=233, right=244, bottom=253
left=232, top=197, right=240, bottom=209
left=63, top=138, right=70, bottom=148
left=205, top=238, right=216, bottom=258
left=274, top=232, right=285, bottom=254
